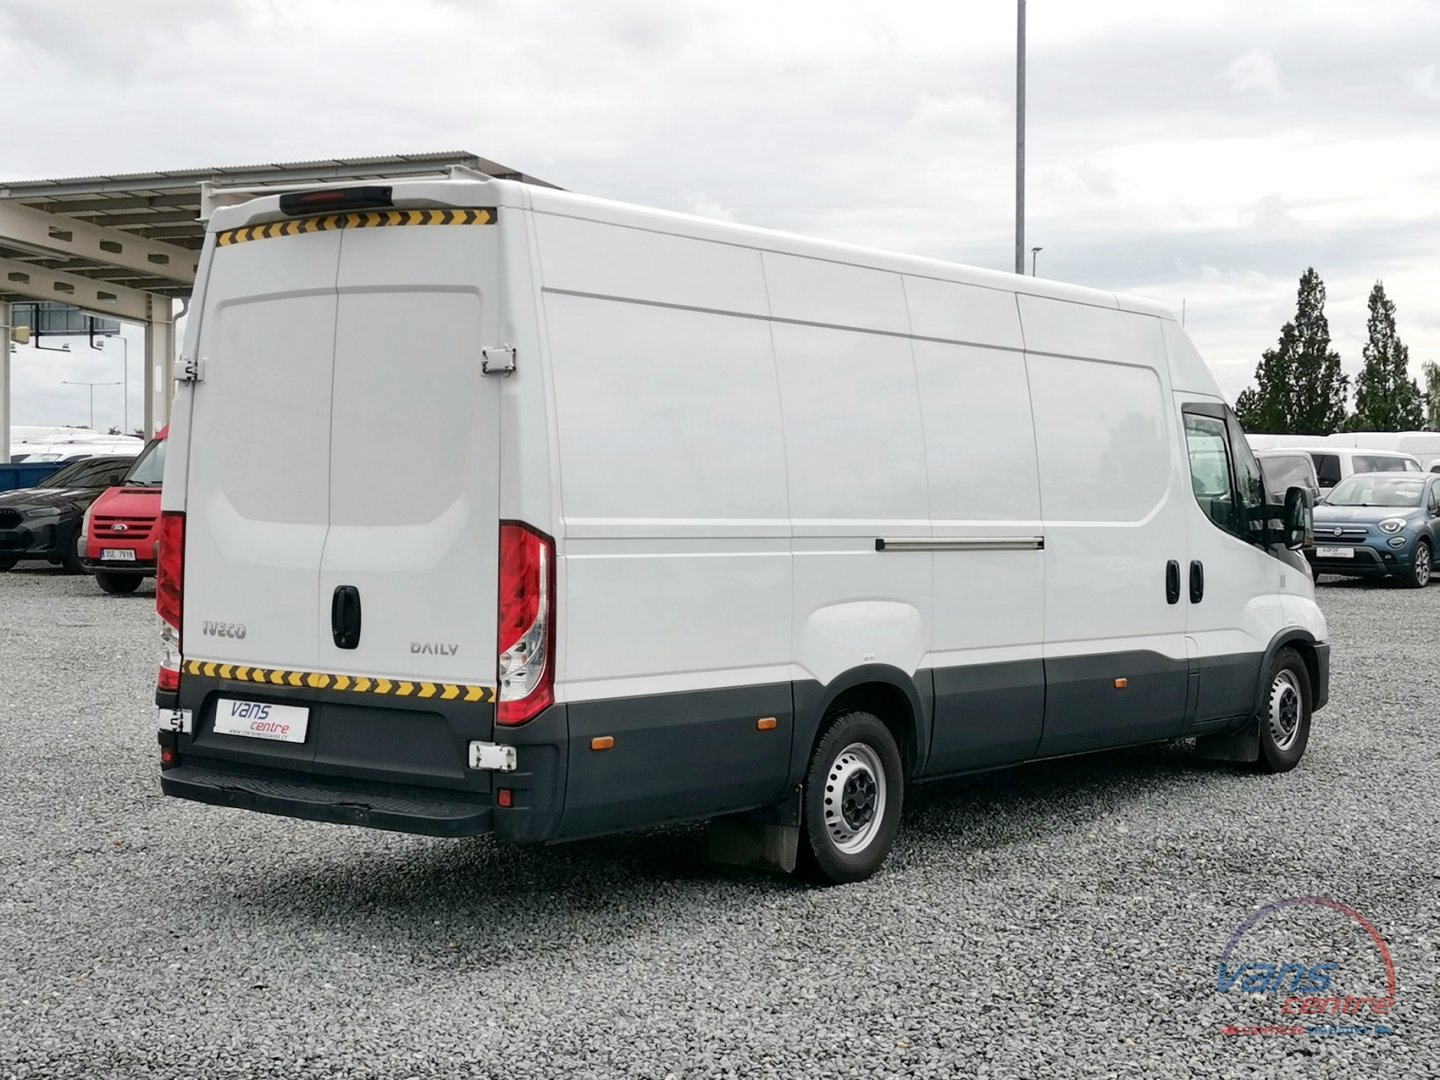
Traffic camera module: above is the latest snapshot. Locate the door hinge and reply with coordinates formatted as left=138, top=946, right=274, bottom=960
left=179, top=355, right=205, bottom=383
left=480, top=345, right=516, bottom=376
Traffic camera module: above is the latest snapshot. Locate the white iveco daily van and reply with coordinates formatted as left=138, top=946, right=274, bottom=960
left=157, top=178, right=1329, bottom=883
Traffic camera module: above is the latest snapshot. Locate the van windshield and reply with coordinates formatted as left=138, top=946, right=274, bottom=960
left=123, top=439, right=167, bottom=486
left=1326, top=475, right=1425, bottom=507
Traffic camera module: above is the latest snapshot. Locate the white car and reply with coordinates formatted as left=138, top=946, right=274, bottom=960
left=154, top=178, right=1331, bottom=883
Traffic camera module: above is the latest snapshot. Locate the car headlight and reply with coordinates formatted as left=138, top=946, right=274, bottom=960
left=22, top=507, right=62, bottom=521
left=1379, top=518, right=1407, bottom=534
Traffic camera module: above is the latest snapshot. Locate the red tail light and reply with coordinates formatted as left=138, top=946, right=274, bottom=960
left=156, top=512, right=185, bottom=692
left=496, top=522, right=555, bottom=726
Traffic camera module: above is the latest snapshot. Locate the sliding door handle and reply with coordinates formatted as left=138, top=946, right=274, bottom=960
left=1166, top=560, right=1181, bottom=604
left=1189, top=560, right=1204, bottom=604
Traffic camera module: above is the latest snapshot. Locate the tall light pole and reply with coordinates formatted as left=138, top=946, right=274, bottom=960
left=62, top=380, right=120, bottom=431
left=1014, top=0, right=1026, bottom=275
left=113, top=336, right=129, bottom=435
left=1031, top=246, right=1043, bottom=276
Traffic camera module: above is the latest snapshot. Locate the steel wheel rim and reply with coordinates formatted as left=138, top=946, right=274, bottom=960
left=1268, top=670, right=1302, bottom=752
left=1417, top=545, right=1431, bottom=586
left=823, top=742, right=887, bottom=855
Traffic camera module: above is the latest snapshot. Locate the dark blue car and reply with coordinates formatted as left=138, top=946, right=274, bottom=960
left=1309, top=472, right=1440, bottom=587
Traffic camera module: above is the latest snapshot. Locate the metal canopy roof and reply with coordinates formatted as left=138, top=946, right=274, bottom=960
left=0, top=151, right=556, bottom=308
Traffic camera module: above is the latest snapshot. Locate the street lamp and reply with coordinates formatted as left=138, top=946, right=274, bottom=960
left=111, top=337, right=129, bottom=435
left=1031, top=246, right=1043, bottom=276
left=62, top=380, right=121, bottom=431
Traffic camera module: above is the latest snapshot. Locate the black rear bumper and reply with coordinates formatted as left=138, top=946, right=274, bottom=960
left=161, top=764, right=494, bottom=837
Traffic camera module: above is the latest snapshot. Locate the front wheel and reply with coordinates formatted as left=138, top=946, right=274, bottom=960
left=800, top=711, right=904, bottom=884
left=1405, top=539, right=1432, bottom=588
left=0, top=555, right=16, bottom=572
left=94, top=571, right=143, bottom=595
left=1257, top=648, right=1312, bottom=773
left=59, top=532, right=85, bottom=574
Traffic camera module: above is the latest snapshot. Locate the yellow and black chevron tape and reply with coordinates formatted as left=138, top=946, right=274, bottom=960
left=183, top=659, right=495, bottom=703
left=215, top=208, right=496, bottom=247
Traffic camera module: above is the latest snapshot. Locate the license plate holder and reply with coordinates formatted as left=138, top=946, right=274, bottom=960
left=213, top=697, right=310, bottom=743
left=101, top=548, right=137, bottom=561
left=1315, top=545, right=1354, bottom=559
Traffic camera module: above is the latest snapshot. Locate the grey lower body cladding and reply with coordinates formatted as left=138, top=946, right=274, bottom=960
left=160, top=644, right=1328, bottom=842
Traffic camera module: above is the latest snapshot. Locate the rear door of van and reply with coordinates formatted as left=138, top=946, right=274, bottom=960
left=179, top=201, right=501, bottom=794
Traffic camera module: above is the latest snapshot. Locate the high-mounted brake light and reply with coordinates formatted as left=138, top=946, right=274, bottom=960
left=496, top=522, right=555, bottom=726
left=278, top=186, right=393, bottom=215
left=156, top=512, right=185, bottom=693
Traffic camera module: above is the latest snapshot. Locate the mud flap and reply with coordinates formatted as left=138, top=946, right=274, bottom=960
left=1194, top=729, right=1261, bottom=763
left=705, top=818, right=800, bottom=874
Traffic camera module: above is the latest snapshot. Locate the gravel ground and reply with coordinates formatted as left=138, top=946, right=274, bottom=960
left=0, top=567, right=1435, bottom=1078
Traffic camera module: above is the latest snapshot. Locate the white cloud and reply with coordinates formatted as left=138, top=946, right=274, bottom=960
left=1220, top=49, right=1283, bottom=97
left=2, top=0, right=1439, bottom=419
left=1407, top=63, right=1440, bottom=103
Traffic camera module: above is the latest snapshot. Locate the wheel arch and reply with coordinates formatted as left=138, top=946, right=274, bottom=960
left=790, top=664, right=932, bottom=787
left=1254, top=629, right=1326, bottom=717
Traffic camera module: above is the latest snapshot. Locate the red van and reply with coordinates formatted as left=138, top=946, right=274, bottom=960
left=82, top=426, right=167, bottom=595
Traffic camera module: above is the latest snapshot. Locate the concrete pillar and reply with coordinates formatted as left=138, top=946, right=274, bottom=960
left=0, top=300, right=10, bottom=466
left=0, top=300, right=10, bottom=464
left=142, top=295, right=175, bottom=436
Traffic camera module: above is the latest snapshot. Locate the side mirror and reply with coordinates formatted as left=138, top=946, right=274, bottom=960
left=1283, top=486, right=1311, bottom=551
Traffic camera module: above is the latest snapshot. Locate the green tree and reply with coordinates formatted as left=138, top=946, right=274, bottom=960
left=1350, top=281, right=1422, bottom=431
left=1234, top=268, right=1348, bottom=434
left=1423, top=361, right=1440, bottom=430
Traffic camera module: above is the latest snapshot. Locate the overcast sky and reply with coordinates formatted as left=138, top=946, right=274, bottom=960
left=4, top=0, right=1439, bottom=431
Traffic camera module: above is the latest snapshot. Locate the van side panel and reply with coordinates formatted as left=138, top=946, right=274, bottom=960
left=532, top=216, right=794, bottom=834
left=770, top=318, right=931, bottom=689
left=1021, top=298, right=1190, bottom=755
left=906, top=279, right=1046, bottom=773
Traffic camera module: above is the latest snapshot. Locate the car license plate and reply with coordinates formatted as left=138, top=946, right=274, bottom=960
left=1315, top=546, right=1354, bottom=559
left=101, top=548, right=136, bottom=561
left=213, top=698, right=310, bottom=743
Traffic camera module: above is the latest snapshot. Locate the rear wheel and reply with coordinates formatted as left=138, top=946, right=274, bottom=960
left=94, top=571, right=142, bottom=595
left=1406, top=539, right=1432, bottom=588
left=1257, top=648, right=1311, bottom=773
left=0, top=555, right=16, bottom=572
left=799, top=711, right=904, bottom=884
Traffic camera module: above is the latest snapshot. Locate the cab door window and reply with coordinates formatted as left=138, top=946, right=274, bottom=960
left=1312, top=453, right=1342, bottom=488
left=1184, top=407, right=1265, bottom=546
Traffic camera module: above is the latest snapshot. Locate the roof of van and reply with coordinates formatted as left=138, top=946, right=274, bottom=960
left=213, top=177, right=1176, bottom=323
left=519, top=182, right=1177, bottom=321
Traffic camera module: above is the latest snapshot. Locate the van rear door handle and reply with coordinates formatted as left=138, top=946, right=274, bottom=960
left=332, top=585, right=362, bottom=649
left=1189, top=561, right=1204, bottom=604
left=1166, top=560, right=1181, bottom=604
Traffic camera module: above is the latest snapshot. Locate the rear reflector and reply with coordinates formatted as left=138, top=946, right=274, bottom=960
left=278, top=186, right=393, bottom=215
left=496, top=522, right=555, bottom=726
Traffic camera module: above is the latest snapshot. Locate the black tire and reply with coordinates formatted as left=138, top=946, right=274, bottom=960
left=59, top=532, right=85, bottom=574
left=799, top=711, right=904, bottom=884
left=0, top=555, right=16, bottom=572
left=1405, top=539, right=1432, bottom=589
left=94, top=571, right=142, bottom=595
left=1257, top=648, right=1312, bottom=774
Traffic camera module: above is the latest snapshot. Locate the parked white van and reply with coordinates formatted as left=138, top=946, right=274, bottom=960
left=1280, top=446, right=1420, bottom=490
left=156, top=179, right=1330, bottom=882
left=1329, top=432, right=1440, bottom=472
